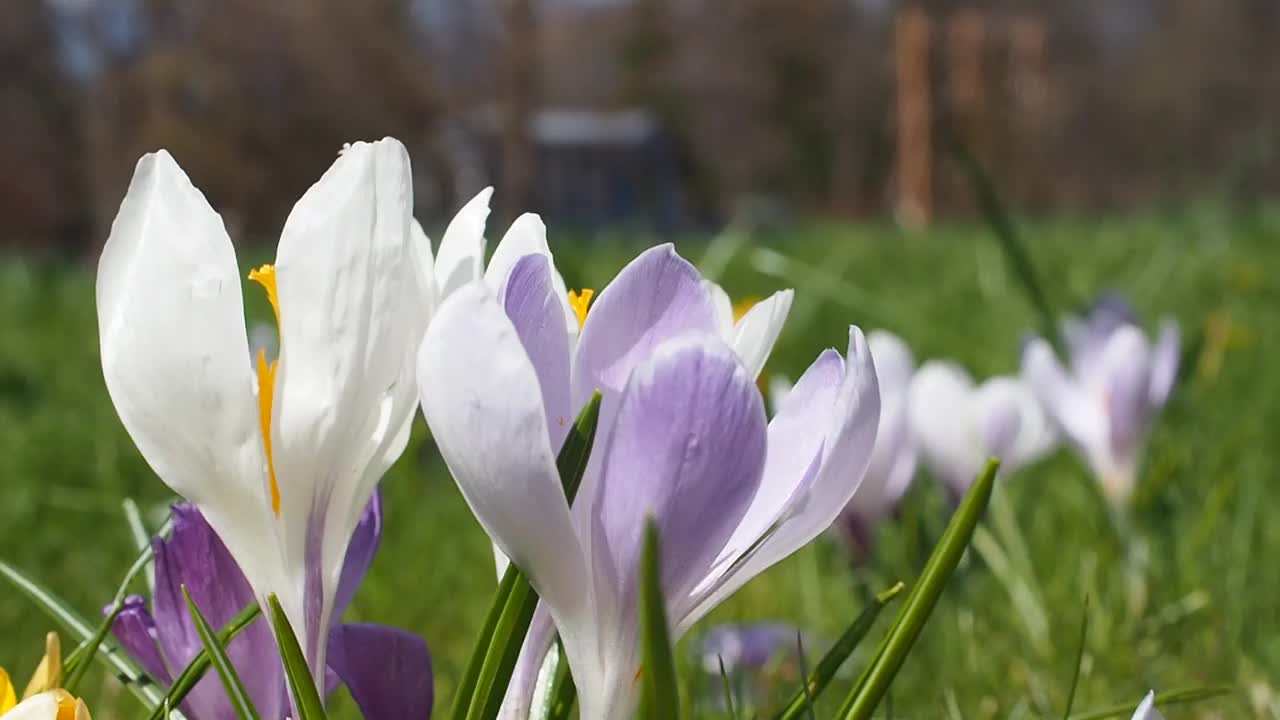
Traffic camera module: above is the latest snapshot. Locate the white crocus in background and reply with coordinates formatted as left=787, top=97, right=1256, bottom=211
left=705, top=280, right=795, bottom=379
left=418, top=244, right=878, bottom=719
left=96, top=138, right=427, bottom=686
left=908, top=360, right=1058, bottom=497
left=837, top=330, right=919, bottom=552
left=1132, top=690, right=1164, bottom=720
left=1021, top=298, right=1180, bottom=504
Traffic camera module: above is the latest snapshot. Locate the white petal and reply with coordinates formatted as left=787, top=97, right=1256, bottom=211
left=1131, top=690, right=1164, bottom=720
left=1021, top=338, right=1106, bottom=458
left=730, top=289, right=794, bottom=379
left=908, top=361, right=987, bottom=492
left=866, top=330, right=915, bottom=396
left=434, top=188, right=492, bottom=299
left=972, top=377, right=1026, bottom=463
left=705, top=279, right=735, bottom=337
left=95, top=150, right=276, bottom=597
left=271, top=137, right=425, bottom=669
left=2, top=692, right=62, bottom=720
left=410, top=218, right=438, bottom=321
left=1147, top=318, right=1181, bottom=410
left=416, top=282, right=591, bottom=659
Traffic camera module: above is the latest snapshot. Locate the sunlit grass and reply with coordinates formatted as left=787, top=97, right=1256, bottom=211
left=1, top=202, right=1275, bottom=717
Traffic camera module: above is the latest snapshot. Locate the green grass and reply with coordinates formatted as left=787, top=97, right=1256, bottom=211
left=2, top=202, right=1277, bottom=718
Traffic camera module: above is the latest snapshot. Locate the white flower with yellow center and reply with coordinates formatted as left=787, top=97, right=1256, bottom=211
left=96, top=138, right=428, bottom=686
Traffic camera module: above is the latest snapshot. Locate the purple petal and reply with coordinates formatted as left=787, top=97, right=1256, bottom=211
left=328, top=623, right=434, bottom=720
left=592, top=335, right=767, bottom=625
left=699, top=623, right=799, bottom=673
left=334, top=489, right=383, bottom=621
left=571, top=244, right=718, bottom=412
left=152, top=504, right=288, bottom=720
left=499, top=253, right=574, bottom=450
left=1100, top=326, right=1152, bottom=458
left=106, top=595, right=171, bottom=684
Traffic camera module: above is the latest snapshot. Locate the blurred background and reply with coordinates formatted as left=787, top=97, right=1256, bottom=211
left=4, top=0, right=1280, bottom=253
left=3, top=1, right=1280, bottom=718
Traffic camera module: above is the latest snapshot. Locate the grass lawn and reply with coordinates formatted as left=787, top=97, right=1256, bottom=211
left=1, top=201, right=1276, bottom=718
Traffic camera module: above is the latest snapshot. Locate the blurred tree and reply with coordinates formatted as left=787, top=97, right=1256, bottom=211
left=0, top=0, right=89, bottom=253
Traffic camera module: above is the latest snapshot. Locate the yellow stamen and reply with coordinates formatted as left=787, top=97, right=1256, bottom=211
left=22, top=633, right=61, bottom=699
left=1, top=667, right=16, bottom=713
left=249, top=263, right=283, bottom=518
left=256, top=350, right=282, bottom=517
left=54, top=691, right=89, bottom=720
left=732, top=295, right=761, bottom=322
left=248, top=264, right=281, bottom=325
left=567, top=289, right=594, bottom=330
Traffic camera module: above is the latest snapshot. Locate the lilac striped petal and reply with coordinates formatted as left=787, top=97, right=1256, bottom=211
left=1100, top=326, right=1152, bottom=460
left=592, top=335, right=767, bottom=625
left=571, top=244, right=719, bottom=411
left=1148, top=318, right=1181, bottom=410
left=499, top=254, right=574, bottom=450
left=334, top=490, right=383, bottom=621
left=107, top=596, right=171, bottom=684
left=687, top=328, right=879, bottom=627
left=328, top=623, right=433, bottom=720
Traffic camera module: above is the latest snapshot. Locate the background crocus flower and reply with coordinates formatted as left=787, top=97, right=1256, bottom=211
left=908, top=360, right=1057, bottom=496
left=108, top=497, right=433, bottom=720
left=1021, top=298, right=1180, bottom=504
left=418, top=244, right=878, bottom=719
left=96, top=138, right=429, bottom=687
left=1132, top=690, right=1163, bottom=720
left=838, top=330, right=919, bottom=553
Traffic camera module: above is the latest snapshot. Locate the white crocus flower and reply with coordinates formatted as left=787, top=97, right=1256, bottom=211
left=908, top=360, right=1057, bottom=496
left=96, top=138, right=428, bottom=687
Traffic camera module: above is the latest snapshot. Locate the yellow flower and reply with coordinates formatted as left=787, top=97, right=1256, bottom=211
left=0, top=634, right=91, bottom=719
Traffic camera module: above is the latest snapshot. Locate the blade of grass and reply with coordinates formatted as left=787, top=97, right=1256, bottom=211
left=794, top=633, right=816, bottom=720
left=0, top=558, right=168, bottom=710
left=639, top=520, right=679, bottom=719
left=945, top=133, right=1061, bottom=351
left=1068, top=686, right=1233, bottom=720
left=773, top=582, right=906, bottom=720
left=717, top=656, right=738, bottom=720
left=64, top=537, right=156, bottom=683
left=462, top=393, right=602, bottom=720
left=1061, top=597, right=1090, bottom=719
left=838, top=459, right=1000, bottom=720
left=543, top=641, right=576, bottom=720
left=448, top=570, right=518, bottom=720
left=146, top=603, right=261, bottom=720
left=182, top=586, right=261, bottom=720
left=266, top=594, right=327, bottom=720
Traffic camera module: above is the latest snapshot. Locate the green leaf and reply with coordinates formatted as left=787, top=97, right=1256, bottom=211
left=793, top=633, right=816, bottom=720
left=838, top=459, right=1000, bottom=720
left=1067, top=686, right=1233, bottom=720
left=0, top=558, right=168, bottom=710
left=266, top=594, right=328, bottom=720
left=717, top=655, right=738, bottom=720
left=448, top=569, right=518, bottom=720
left=182, top=586, right=261, bottom=720
left=1061, top=597, right=1090, bottom=719
left=146, top=603, right=262, bottom=720
left=639, top=519, right=679, bottom=720
left=457, top=392, right=602, bottom=720
left=543, top=641, right=577, bottom=720
left=773, top=581, right=905, bottom=720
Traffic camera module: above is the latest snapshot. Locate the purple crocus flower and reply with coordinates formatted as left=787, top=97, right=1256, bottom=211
left=417, top=244, right=879, bottom=719
left=698, top=623, right=802, bottom=675
left=1021, top=297, right=1180, bottom=504
left=108, top=494, right=432, bottom=720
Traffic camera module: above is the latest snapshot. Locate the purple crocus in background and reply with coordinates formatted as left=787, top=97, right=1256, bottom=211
left=417, top=244, right=879, bottom=719
left=1021, top=296, right=1180, bottom=504
left=108, top=493, right=432, bottom=720
left=908, top=360, right=1058, bottom=497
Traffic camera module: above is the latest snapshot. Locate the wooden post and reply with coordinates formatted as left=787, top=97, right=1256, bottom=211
left=895, top=7, right=932, bottom=227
